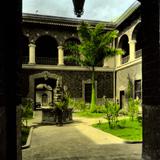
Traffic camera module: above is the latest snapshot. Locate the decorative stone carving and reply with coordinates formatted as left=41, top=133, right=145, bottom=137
left=28, top=71, right=62, bottom=99
left=41, top=77, right=73, bottom=124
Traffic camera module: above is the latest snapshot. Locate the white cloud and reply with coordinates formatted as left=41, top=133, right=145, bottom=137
left=23, top=0, right=137, bottom=21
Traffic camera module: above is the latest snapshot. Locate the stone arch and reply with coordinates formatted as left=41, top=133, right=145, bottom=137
left=132, top=22, right=142, bottom=51
left=63, top=34, right=80, bottom=43
left=118, top=34, right=129, bottom=63
left=34, top=32, right=60, bottom=44
left=118, top=34, right=129, bottom=56
left=28, top=71, right=62, bottom=100
left=35, top=35, right=58, bottom=65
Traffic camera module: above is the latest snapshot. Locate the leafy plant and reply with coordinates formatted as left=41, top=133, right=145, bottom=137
left=64, top=22, right=124, bottom=112
left=94, top=105, right=106, bottom=113
left=128, top=98, right=140, bottom=121
left=21, top=98, right=34, bottom=127
left=118, top=108, right=128, bottom=116
left=55, top=101, right=66, bottom=110
left=69, top=99, right=88, bottom=112
left=21, top=126, right=30, bottom=146
left=104, top=99, right=120, bottom=128
left=126, top=74, right=133, bottom=99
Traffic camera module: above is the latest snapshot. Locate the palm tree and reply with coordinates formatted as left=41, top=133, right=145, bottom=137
left=64, top=21, right=123, bottom=112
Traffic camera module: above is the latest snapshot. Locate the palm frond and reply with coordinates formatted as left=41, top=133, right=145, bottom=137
left=77, top=21, right=91, bottom=42
left=64, top=55, right=85, bottom=66
left=64, top=22, right=123, bottom=68
left=104, top=47, right=124, bottom=57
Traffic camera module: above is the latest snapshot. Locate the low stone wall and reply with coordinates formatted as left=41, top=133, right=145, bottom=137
left=41, top=107, right=73, bottom=124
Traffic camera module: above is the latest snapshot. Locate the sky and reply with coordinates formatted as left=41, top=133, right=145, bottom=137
left=22, top=0, right=139, bottom=22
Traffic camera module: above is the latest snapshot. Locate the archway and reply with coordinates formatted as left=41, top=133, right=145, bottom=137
left=132, top=23, right=142, bottom=58
left=35, top=82, right=55, bottom=108
left=28, top=71, right=62, bottom=105
left=118, top=34, right=129, bottom=64
left=35, top=35, right=58, bottom=65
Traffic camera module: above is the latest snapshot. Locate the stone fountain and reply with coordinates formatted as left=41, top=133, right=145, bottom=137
left=41, top=79, right=73, bottom=124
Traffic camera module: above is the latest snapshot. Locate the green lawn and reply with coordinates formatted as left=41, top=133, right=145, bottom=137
left=73, top=111, right=105, bottom=118
left=92, top=118, right=142, bottom=142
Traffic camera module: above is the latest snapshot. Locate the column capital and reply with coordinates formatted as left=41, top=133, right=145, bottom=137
left=58, top=45, right=64, bottom=65
left=57, top=46, right=63, bottom=49
left=128, top=40, right=137, bottom=44
left=28, top=43, right=36, bottom=47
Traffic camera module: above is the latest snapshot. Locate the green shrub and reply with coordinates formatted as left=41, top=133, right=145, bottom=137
left=69, top=99, right=88, bottom=112
left=95, top=105, right=106, bottom=113
left=128, top=98, right=140, bottom=121
left=137, top=115, right=142, bottom=124
left=21, top=126, right=30, bottom=146
left=118, top=119, right=127, bottom=129
left=104, top=99, right=120, bottom=128
left=118, top=108, right=128, bottom=116
left=21, top=98, right=34, bottom=127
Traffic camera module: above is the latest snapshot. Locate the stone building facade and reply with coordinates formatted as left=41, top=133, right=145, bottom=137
left=21, top=1, right=141, bottom=108
left=22, top=13, right=115, bottom=106
left=114, top=6, right=142, bottom=109
left=1, top=0, right=160, bottom=159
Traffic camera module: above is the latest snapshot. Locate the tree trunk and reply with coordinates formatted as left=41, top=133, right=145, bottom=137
left=90, top=67, right=96, bottom=112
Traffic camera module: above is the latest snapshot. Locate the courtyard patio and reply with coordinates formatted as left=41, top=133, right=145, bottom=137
left=22, top=111, right=142, bottom=160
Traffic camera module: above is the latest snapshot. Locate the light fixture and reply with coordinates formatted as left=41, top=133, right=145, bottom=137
left=72, top=0, right=85, bottom=17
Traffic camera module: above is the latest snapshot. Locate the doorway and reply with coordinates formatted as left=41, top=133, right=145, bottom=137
left=120, top=90, right=125, bottom=109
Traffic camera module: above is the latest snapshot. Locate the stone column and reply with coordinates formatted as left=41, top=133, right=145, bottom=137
left=129, top=40, right=136, bottom=61
left=141, top=1, right=160, bottom=159
left=116, top=54, right=121, bottom=67
left=28, top=43, right=36, bottom=64
left=103, top=58, right=109, bottom=67
left=57, top=46, right=64, bottom=65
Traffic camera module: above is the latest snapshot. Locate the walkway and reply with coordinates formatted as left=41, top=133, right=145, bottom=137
left=22, top=111, right=142, bottom=160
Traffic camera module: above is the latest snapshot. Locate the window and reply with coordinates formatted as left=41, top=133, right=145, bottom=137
left=135, top=80, right=141, bottom=99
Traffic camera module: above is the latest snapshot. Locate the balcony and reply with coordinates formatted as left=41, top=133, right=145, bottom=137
left=36, top=57, right=58, bottom=65
left=22, top=56, right=103, bottom=67
left=22, top=56, right=58, bottom=65
left=135, top=49, right=142, bottom=58
left=121, top=55, right=129, bottom=64
left=64, top=61, right=80, bottom=66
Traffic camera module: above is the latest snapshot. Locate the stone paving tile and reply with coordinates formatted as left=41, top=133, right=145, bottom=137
left=22, top=111, right=142, bottom=160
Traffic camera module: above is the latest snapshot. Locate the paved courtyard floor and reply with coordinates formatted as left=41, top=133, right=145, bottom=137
left=22, top=111, right=142, bottom=160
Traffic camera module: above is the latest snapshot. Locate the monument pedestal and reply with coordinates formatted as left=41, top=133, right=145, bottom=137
left=41, top=106, right=73, bottom=124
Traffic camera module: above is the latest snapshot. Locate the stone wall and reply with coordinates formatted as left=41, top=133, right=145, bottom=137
left=22, top=69, right=113, bottom=102
left=0, top=107, right=6, bottom=159
left=141, top=1, right=160, bottom=159
left=116, top=62, right=142, bottom=101
left=22, top=22, right=78, bottom=45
